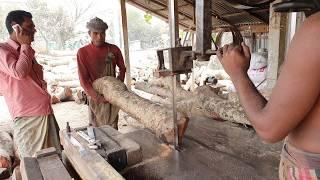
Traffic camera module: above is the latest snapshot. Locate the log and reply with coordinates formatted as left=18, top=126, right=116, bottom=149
left=58, top=81, right=81, bottom=88
left=135, top=79, right=250, bottom=125
left=53, top=74, right=78, bottom=82
left=93, top=76, right=189, bottom=143
left=148, top=77, right=193, bottom=98
left=47, top=59, right=72, bottom=67
left=135, top=82, right=171, bottom=98
left=0, top=131, right=13, bottom=168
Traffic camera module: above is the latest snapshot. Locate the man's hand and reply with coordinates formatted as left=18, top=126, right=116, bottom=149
left=0, top=156, right=10, bottom=169
left=97, top=94, right=109, bottom=104
left=14, top=26, right=32, bottom=45
left=217, top=42, right=251, bottom=81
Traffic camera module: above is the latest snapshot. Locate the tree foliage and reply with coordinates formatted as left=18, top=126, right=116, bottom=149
left=127, top=6, right=169, bottom=48
left=26, top=0, right=74, bottom=50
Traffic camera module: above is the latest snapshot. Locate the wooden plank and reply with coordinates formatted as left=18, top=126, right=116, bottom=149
left=93, top=128, right=127, bottom=171
left=35, top=147, right=57, bottom=158
left=266, top=0, right=288, bottom=89
left=60, top=130, right=124, bottom=180
left=120, top=0, right=132, bottom=90
left=98, top=126, right=143, bottom=166
left=37, top=154, right=71, bottom=180
left=21, top=148, right=72, bottom=180
left=20, top=157, right=43, bottom=180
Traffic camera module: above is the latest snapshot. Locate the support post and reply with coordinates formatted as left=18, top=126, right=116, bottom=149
left=168, top=0, right=179, bottom=47
left=120, top=0, right=131, bottom=90
left=195, top=0, right=212, bottom=61
left=266, top=0, right=288, bottom=89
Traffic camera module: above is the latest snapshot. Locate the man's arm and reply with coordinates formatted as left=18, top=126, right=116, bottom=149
left=77, top=50, right=103, bottom=102
left=217, top=14, right=320, bottom=143
left=115, top=47, right=126, bottom=82
left=0, top=44, right=34, bottom=79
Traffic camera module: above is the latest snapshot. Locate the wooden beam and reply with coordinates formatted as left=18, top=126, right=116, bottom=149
left=266, top=0, right=289, bottom=89
left=120, top=0, right=132, bottom=90
left=20, top=147, right=72, bottom=180
left=127, top=1, right=193, bottom=29
left=60, top=131, right=124, bottom=180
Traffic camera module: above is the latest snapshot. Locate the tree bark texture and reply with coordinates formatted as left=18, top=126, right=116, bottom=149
left=93, top=76, right=189, bottom=143
left=135, top=77, right=250, bottom=125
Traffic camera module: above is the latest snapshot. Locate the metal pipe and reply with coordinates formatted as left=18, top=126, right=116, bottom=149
left=168, top=0, right=179, bottom=149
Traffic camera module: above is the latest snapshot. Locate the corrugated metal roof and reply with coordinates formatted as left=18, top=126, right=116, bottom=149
left=127, top=0, right=271, bottom=30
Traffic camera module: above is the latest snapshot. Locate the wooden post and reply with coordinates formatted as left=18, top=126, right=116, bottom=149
left=120, top=0, right=131, bottom=90
left=168, top=0, right=180, bottom=148
left=266, top=0, right=288, bottom=89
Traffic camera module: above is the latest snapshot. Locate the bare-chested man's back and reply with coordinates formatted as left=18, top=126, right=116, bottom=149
left=218, top=11, right=320, bottom=179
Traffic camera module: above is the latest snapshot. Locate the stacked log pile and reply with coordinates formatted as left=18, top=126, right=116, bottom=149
left=36, top=54, right=83, bottom=104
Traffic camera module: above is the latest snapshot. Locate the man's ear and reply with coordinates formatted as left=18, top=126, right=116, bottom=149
left=88, top=31, right=91, bottom=36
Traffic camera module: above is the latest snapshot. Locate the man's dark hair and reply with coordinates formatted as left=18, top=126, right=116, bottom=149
left=5, top=10, right=32, bottom=34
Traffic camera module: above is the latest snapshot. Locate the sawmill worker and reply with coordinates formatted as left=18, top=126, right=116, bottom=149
left=77, top=17, right=126, bottom=129
left=217, top=12, right=320, bottom=179
left=0, top=10, right=62, bottom=162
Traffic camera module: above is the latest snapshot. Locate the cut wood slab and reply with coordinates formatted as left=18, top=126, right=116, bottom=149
left=60, top=130, right=124, bottom=180
left=20, top=147, right=71, bottom=180
left=93, top=76, right=189, bottom=143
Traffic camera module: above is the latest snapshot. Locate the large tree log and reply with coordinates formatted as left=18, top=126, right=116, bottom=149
left=148, top=77, right=193, bottom=98
left=134, top=82, right=171, bottom=98
left=93, top=76, right=189, bottom=144
left=135, top=78, right=250, bottom=125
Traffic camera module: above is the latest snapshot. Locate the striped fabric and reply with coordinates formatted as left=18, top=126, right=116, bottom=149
left=279, top=141, right=320, bottom=180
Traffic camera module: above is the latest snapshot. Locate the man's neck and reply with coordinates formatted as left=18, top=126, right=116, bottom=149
left=9, top=35, right=20, bottom=46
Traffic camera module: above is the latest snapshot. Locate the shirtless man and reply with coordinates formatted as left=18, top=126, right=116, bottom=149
left=217, top=12, right=320, bottom=179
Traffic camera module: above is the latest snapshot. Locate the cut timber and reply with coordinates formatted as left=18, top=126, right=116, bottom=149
left=47, top=59, right=72, bottom=67
left=93, top=76, right=189, bottom=143
left=20, top=147, right=71, bottom=180
left=97, top=125, right=143, bottom=166
left=60, top=130, right=124, bottom=180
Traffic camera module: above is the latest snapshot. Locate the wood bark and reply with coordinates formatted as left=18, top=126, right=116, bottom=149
left=135, top=77, right=250, bottom=125
left=47, top=59, right=72, bottom=67
left=93, top=76, right=189, bottom=143
left=58, top=81, right=80, bottom=88
left=0, top=131, right=13, bottom=168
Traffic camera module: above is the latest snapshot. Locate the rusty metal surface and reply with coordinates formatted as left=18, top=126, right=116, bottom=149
left=154, top=46, right=193, bottom=77
left=127, top=0, right=270, bottom=30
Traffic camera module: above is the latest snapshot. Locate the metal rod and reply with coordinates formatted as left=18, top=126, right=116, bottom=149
left=168, top=0, right=179, bottom=47
left=171, top=74, right=179, bottom=148
left=168, top=0, right=179, bottom=148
